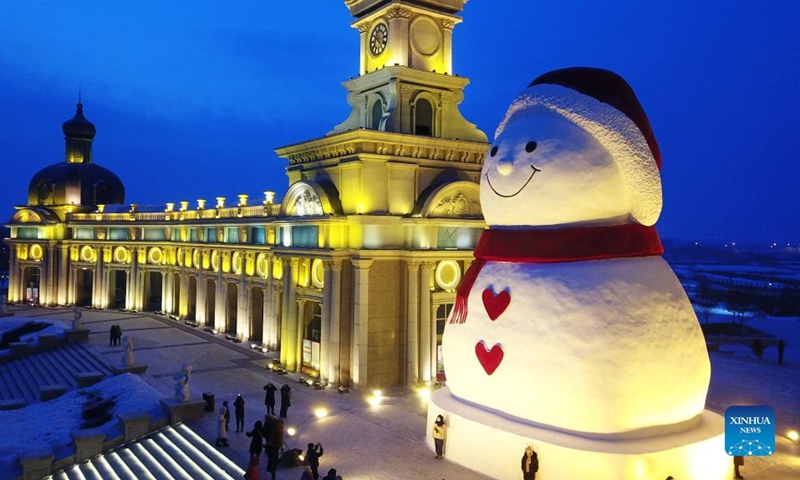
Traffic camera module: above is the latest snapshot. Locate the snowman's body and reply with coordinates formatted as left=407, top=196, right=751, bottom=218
left=428, top=70, right=730, bottom=479
left=443, top=255, right=710, bottom=435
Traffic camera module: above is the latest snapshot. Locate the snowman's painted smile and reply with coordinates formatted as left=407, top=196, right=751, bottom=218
left=485, top=164, right=542, bottom=198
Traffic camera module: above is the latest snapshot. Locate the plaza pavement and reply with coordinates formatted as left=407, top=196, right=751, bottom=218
left=7, top=305, right=800, bottom=480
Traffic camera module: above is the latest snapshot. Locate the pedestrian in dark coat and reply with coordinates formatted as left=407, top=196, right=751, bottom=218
left=261, top=416, right=282, bottom=480
left=234, top=394, right=246, bottom=432
left=305, top=442, right=324, bottom=480
left=521, top=445, right=538, bottom=480
left=778, top=339, right=785, bottom=365
left=109, top=325, right=115, bottom=346
left=263, top=382, right=277, bottom=415
left=279, top=384, right=291, bottom=418
left=322, top=468, right=341, bottom=480
left=246, top=420, right=264, bottom=457
left=223, top=401, right=231, bottom=433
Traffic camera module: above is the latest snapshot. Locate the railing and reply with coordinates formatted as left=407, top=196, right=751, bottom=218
left=67, top=204, right=281, bottom=223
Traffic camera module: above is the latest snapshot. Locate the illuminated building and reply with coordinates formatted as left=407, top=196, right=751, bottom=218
left=5, top=0, right=487, bottom=389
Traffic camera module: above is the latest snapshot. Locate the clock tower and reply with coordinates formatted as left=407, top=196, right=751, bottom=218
left=331, top=0, right=486, bottom=141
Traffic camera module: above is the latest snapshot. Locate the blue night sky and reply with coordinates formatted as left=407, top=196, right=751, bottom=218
left=1, top=1, right=798, bottom=245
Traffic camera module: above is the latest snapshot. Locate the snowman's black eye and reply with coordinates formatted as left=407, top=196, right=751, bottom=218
left=490, top=146, right=498, bottom=157
left=525, top=141, right=537, bottom=153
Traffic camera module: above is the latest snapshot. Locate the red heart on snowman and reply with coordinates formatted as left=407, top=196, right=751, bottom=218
left=482, top=288, right=510, bottom=320
left=475, top=340, right=504, bottom=375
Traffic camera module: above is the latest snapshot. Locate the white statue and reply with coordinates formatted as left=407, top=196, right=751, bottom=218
left=121, top=335, right=134, bottom=367
left=174, top=363, right=193, bottom=402
left=71, top=306, right=83, bottom=330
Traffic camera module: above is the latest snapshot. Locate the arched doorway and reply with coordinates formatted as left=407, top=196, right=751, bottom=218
left=109, top=270, right=127, bottom=309
left=75, top=268, right=93, bottom=307
left=225, top=283, right=237, bottom=335
left=250, top=287, right=264, bottom=342
left=205, top=279, right=216, bottom=327
left=23, top=266, right=41, bottom=304
left=144, top=271, right=163, bottom=311
left=414, top=98, right=433, bottom=136
left=187, top=276, right=197, bottom=320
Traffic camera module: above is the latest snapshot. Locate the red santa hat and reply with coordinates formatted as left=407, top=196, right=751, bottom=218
left=495, top=67, right=662, bottom=226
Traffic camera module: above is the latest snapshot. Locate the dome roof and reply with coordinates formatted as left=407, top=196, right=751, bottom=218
left=28, top=162, right=125, bottom=206
left=62, top=102, right=96, bottom=140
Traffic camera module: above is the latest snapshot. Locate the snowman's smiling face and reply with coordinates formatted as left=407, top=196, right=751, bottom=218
left=480, top=112, right=631, bottom=227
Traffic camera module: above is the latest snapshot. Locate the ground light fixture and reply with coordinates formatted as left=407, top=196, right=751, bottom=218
left=787, top=430, right=799, bottom=443
left=314, top=407, right=329, bottom=419
left=287, top=427, right=296, bottom=437
left=417, top=387, right=431, bottom=402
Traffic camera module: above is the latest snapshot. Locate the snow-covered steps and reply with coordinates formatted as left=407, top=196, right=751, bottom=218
left=0, top=342, right=116, bottom=406
left=44, top=423, right=245, bottom=480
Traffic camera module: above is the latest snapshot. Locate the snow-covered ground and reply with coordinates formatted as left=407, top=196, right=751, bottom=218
left=700, top=308, right=800, bottom=365
left=0, top=372, right=165, bottom=479
left=0, top=317, right=68, bottom=350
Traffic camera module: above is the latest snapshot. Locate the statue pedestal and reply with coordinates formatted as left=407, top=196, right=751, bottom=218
left=428, top=387, right=731, bottom=480
left=160, top=398, right=206, bottom=425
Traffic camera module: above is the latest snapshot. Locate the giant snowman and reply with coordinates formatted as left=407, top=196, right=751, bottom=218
left=428, top=68, right=730, bottom=479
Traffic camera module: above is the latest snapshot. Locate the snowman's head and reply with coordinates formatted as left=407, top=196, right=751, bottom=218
left=482, top=67, right=662, bottom=229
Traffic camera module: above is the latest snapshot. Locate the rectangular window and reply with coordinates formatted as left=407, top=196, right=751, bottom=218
left=205, top=228, right=217, bottom=243
left=292, top=226, right=319, bottom=248
left=17, top=227, right=40, bottom=239
left=436, top=303, right=453, bottom=380
left=171, top=229, right=181, bottom=242
left=144, top=228, right=166, bottom=241
left=109, top=228, right=129, bottom=241
left=75, top=228, right=95, bottom=240
left=437, top=227, right=483, bottom=249
left=250, top=227, right=266, bottom=245
left=226, top=227, right=239, bottom=244
left=189, top=228, right=198, bottom=242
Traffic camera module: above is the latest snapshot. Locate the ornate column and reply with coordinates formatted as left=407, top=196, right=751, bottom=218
left=262, top=254, right=276, bottom=349
left=419, top=261, right=434, bottom=384
left=178, top=270, right=189, bottom=318
left=7, top=245, right=20, bottom=302
left=215, top=271, right=226, bottom=332
left=320, top=259, right=341, bottom=386
left=237, top=254, right=249, bottom=339
left=93, top=245, right=104, bottom=309
left=196, top=269, right=207, bottom=325
left=441, top=19, right=455, bottom=74
left=162, top=267, right=171, bottom=313
left=39, top=244, right=51, bottom=305
left=406, top=261, right=421, bottom=386
left=295, top=298, right=307, bottom=371
left=58, top=244, right=69, bottom=305
left=280, top=258, right=298, bottom=369
left=386, top=6, right=411, bottom=67
left=351, top=258, right=373, bottom=388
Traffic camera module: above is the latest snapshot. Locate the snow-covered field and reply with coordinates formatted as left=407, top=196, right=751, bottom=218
left=0, top=370, right=165, bottom=478
left=700, top=308, right=800, bottom=365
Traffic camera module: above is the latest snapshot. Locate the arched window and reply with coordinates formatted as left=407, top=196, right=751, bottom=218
left=371, top=100, right=383, bottom=130
left=415, top=98, right=433, bottom=136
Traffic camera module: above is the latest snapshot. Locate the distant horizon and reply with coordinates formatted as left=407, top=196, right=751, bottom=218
left=2, top=1, right=799, bottom=241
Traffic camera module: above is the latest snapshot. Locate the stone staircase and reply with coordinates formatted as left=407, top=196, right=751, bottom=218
left=0, top=342, right=115, bottom=408
left=44, top=423, right=245, bottom=480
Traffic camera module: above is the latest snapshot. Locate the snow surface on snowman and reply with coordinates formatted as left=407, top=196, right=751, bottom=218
left=441, top=67, right=711, bottom=435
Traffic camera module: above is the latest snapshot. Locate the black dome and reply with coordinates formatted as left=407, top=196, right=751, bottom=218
left=62, top=103, right=96, bottom=140
left=28, top=162, right=125, bottom=206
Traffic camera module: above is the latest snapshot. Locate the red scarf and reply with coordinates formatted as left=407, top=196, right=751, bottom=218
left=450, top=224, right=663, bottom=324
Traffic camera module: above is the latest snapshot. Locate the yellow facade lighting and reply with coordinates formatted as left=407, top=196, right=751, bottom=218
left=435, top=260, right=461, bottom=291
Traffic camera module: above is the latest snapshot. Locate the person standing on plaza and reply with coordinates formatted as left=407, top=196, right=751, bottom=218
left=234, top=393, right=246, bottom=432
left=264, top=381, right=277, bottom=415
left=279, top=384, right=292, bottom=418
left=305, top=442, right=324, bottom=480
left=432, top=414, right=446, bottom=459
left=216, top=406, right=229, bottom=447
left=246, top=420, right=264, bottom=457
left=223, top=400, right=231, bottom=434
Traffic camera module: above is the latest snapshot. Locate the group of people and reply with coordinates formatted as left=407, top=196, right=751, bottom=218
left=263, top=381, right=293, bottom=418
left=108, top=324, right=123, bottom=346
left=432, top=414, right=539, bottom=480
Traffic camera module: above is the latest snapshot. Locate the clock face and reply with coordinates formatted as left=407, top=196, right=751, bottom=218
left=370, top=23, right=388, bottom=56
